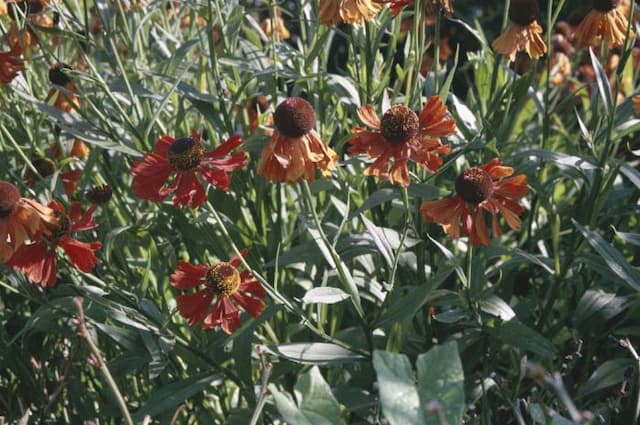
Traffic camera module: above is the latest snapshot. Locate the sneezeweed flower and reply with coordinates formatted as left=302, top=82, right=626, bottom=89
left=170, top=250, right=266, bottom=334
left=0, top=44, right=24, bottom=84
left=319, top=0, right=381, bottom=25
left=420, top=159, right=529, bottom=246
left=492, top=0, right=547, bottom=63
left=46, top=63, right=79, bottom=112
left=257, top=97, right=338, bottom=184
left=8, top=201, right=101, bottom=286
left=574, top=0, right=633, bottom=48
left=260, top=7, right=290, bottom=40
left=347, top=96, right=455, bottom=187
left=51, top=138, right=90, bottom=160
left=0, top=181, right=56, bottom=262
left=131, top=133, right=248, bottom=208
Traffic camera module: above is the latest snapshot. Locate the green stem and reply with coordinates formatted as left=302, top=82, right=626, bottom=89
left=301, top=181, right=365, bottom=319
left=73, top=297, right=134, bottom=425
left=388, top=188, right=411, bottom=286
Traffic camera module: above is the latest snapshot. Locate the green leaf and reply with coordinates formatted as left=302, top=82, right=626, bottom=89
left=416, top=341, right=466, bottom=425
left=265, top=343, right=365, bottom=365
left=479, top=296, right=516, bottom=320
left=373, top=350, right=426, bottom=425
left=302, top=287, right=350, bottom=305
left=589, top=47, right=613, bottom=114
left=578, top=359, right=634, bottom=397
left=573, top=220, right=640, bottom=291
left=487, top=320, right=557, bottom=359
left=271, top=367, right=346, bottom=425
left=132, top=372, right=223, bottom=421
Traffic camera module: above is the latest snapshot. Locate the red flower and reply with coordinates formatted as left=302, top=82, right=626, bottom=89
left=0, top=44, right=24, bottom=84
left=420, top=158, right=529, bottom=246
left=348, top=96, right=455, bottom=187
left=131, top=133, right=248, bottom=208
left=8, top=201, right=102, bottom=287
left=170, top=250, right=266, bottom=334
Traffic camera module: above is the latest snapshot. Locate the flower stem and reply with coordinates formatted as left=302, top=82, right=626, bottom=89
left=73, top=297, right=134, bottom=425
left=248, top=348, right=274, bottom=425
left=301, top=181, right=365, bottom=319
left=388, top=188, right=411, bottom=286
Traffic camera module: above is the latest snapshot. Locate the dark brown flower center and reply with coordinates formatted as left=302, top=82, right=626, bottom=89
left=380, top=105, right=420, bottom=144
left=593, top=0, right=619, bottom=12
left=274, top=97, right=316, bottom=137
left=49, top=64, right=73, bottom=86
left=205, top=262, right=241, bottom=296
left=509, top=0, right=540, bottom=25
left=85, top=185, right=113, bottom=204
left=30, top=158, right=57, bottom=179
left=167, top=137, right=204, bottom=171
left=455, top=167, right=494, bottom=204
left=0, top=181, right=21, bottom=218
left=48, top=211, right=71, bottom=242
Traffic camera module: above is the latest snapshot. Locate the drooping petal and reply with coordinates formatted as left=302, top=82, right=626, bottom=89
left=356, top=105, right=381, bottom=129
left=58, top=237, right=101, bottom=273
left=176, top=290, right=214, bottom=326
left=171, top=171, right=207, bottom=208
left=170, top=260, right=208, bottom=289
left=232, top=291, right=266, bottom=318
left=238, top=278, right=267, bottom=299
left=131, top=153, right=174, bottom=202
left=8, top=242, right=58, bottom=287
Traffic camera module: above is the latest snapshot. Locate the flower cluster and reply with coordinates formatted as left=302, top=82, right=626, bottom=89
left=0, top=181, right=102, bottom=286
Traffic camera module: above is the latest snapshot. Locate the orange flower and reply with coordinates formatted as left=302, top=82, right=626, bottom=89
left=347, top=96, right=455, bottom=187
left=492, top=0, right=547, bottom=62
left=420, top=159, right=529, bottom=246
left=319, top=0, right=381, bottom=25
left=0, top=181, right=57, bottom=262
left=574, top=0, right=633, bottom=48
left=0, top=44, right=24, bottom=84
left=257, top=97, right=337, bottom=184
left=261, top=7, right=290, bottom=40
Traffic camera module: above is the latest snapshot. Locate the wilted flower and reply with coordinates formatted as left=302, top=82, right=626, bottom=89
left=492, top=0, right=547, bottom=62
left=347, top=96, right=455, bottom=187
left=319, top=0, right=381, bottom=25
left=420, top=158, right=529, bottom=246
left=574, top=0, right=633, bottom=48
left=0, top=44, right=24, bottom=84
left=131, top=133, right=248, bottom=208
left=8, top=201, right=102, bottom=286
left=171, top=250, right=266, bottom=334
left=0, top=181, right=56, bottom=262
left=257, top=97, right=338, bottom=184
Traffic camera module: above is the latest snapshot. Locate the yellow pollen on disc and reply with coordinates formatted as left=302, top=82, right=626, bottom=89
left=205, top=262, right=241, bottom=296
left=167, top=137, right=204, bottom=171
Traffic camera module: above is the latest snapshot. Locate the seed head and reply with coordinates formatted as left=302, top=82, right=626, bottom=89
left=380, top=105, right=419, bottom=144
left=274, top=97, right=316, bottom=137
left=455, top=167, right=494, bottom=204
